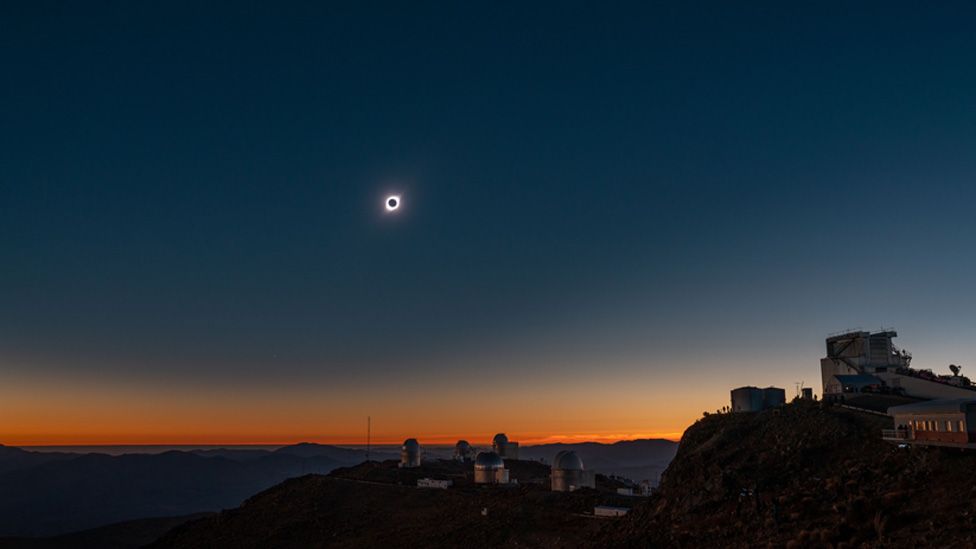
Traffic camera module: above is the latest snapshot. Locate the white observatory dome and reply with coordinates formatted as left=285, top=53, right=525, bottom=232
left=552, top=450, right=584, bottom=471
left=474, top=451, right=505, bottom=470
left=403, top=438, right=420, bottom=451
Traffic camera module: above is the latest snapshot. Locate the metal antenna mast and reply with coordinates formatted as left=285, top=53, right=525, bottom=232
left=366, top=416, right=371, bottom=462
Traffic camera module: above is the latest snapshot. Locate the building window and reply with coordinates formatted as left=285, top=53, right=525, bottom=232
left=960, top=420, right=966, bottom=433
left=947, top=420, right=953, bottom=432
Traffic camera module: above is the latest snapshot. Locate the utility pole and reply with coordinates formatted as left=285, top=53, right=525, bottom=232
left=366, top=416, right=371, bottom=462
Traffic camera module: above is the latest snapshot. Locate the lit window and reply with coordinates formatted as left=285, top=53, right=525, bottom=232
left=947, top=420, right=953, bottom=432
left=960, top=420, right=966, bottom=432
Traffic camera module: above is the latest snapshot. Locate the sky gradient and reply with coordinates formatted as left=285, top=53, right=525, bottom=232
left=3, top=2, right=976, bottom=445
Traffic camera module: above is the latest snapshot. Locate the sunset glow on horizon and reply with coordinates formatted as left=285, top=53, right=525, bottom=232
left=4, top=2, right=976, bottom=455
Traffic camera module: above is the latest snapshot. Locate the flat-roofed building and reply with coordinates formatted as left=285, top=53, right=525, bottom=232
left=731, top=386, right=786, bottom=412
left=417, top=478, right=452, bottom=489
left=884, top=398, right=976, bottom=448
left=594, top=506, right=629, bottom=517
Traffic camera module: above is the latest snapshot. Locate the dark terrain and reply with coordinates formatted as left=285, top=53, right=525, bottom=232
left=152, top=401, right=976, bottom=548
left=151, top=459, right=634, bottom=548
left=0, top=514, right=210, bottom=549
left=0, top=439, right=671, bottom=547
left=0, top=443, right=394, bottom=538
left=609, top=400, right=976, bottom=547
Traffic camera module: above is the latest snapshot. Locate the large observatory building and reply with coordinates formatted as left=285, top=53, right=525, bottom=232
left=821, top=330, right=976, bottom=401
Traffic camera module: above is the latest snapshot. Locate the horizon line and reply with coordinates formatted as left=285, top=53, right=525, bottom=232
left=7, top=433, right=684, bottom=448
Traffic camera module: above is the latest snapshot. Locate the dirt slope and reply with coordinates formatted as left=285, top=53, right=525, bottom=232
left=605, top=400, right=976, bottom=548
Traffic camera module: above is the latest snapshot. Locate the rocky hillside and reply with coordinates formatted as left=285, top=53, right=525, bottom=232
left=607, top=400, right=976, bottom=547
left=151, top=459, right=632, bottom=548
left=148, top=402, right=976, bottom=547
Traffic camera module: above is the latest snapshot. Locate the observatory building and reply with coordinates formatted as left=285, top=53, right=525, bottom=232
left=821, top=330, right=976, bottom=401
left=473, top=451, right=510, bottom=484
left=731, top=386, right=786, bottom=412
left=400, top=438, right=421, bottom=468
left=491, top=433, right=520, bottom=460
left=550, top=450, right=595, bottom=492
left=454, top=440, right=475, bottom=462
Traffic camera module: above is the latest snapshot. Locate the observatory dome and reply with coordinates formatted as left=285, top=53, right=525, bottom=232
left=492, top=433, right=508, bottom=446
left=454, top=439, right=474, bottom=461
left=474, top=451, right=505, bottom=470
left=403, top=438, right=420, bottom=451
left=552, top=450, right=584, bottom=471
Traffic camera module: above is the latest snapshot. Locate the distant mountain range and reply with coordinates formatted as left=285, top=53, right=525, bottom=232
left=520, top=439, right=678, bottom=484
left=0, top=443, right=395, bottom=538
left=0, top=438, right=677, bottom=542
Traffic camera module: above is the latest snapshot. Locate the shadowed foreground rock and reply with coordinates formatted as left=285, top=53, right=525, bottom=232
left=606, top=400, right=976, bottom=548
left=151, top=459, right=627, bottom=548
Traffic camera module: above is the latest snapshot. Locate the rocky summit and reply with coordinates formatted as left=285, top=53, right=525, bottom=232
left=149, top=401, right=976, bottom=548
left=609, top=400, right=976, bottom=548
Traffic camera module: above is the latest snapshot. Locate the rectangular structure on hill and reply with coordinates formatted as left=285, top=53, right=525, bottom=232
left=821, top=330, right=976, bottom=401
left=884, top=399, right=976, bottom=448
left=731, top=386, right=786, bottom=412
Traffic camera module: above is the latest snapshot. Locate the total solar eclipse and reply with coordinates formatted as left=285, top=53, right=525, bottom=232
left=385, top=195, right=400, bottom=211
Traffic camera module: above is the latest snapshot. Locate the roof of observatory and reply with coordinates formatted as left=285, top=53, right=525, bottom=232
left=553, top=450, right=584, bottom=471
left=474, top=451, right=505, bottom=470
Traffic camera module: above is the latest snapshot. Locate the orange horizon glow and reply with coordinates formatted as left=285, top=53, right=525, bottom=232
left=3, top=431, right=686, bottom=448
left=1, top=355, right=785, bottom=449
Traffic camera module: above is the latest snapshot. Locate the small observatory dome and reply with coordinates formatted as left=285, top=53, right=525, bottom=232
left=473, top=451, right=509, bottom=484
left=492, top=433, right=509, bottom=457
left=400, top=438, right=421, bottom=468
left=551, top=450, right=592, bottom=492
left=454, top=440, right=474, bottom=461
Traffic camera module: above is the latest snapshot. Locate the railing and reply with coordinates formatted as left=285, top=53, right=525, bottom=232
left=882, top=429, right=911, bottom=441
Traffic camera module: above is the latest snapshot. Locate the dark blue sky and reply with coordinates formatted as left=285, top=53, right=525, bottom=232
left=3, top=2, right=976, bottom=441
